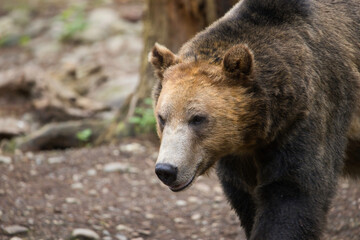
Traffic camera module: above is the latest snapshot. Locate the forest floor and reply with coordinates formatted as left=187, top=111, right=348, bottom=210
left=0, top=140, right=360, bottom=240
left=1, top=0, right=360, bottom=239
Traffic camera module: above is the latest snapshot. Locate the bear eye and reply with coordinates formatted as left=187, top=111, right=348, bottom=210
left=189, top=115, right=207, bottom=126
left=158, top=114, right=166, bottom=128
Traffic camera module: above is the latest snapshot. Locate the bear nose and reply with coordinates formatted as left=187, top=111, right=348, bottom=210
left=155, top=163, right=178, bottom=186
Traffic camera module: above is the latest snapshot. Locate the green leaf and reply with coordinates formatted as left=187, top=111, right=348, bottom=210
left=76, top=128, right=92, bottom=142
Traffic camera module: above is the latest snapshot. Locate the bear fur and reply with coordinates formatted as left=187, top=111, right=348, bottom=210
left=149, top=0, right=360, bottom=239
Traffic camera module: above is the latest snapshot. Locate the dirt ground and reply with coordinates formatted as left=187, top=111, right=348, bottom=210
left=0, top=1, right=359, bottom=239
left=0, top=140, right=359, bottom=240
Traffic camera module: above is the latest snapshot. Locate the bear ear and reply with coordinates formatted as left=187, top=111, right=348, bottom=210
left=148, top=43, right=180, bottom=79
left=222, top=44, right=254, bottom=80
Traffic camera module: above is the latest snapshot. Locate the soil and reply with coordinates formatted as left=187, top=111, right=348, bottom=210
left=0, top=1, right=359, bottom=239
left=0, top=140, right=359, bottom=240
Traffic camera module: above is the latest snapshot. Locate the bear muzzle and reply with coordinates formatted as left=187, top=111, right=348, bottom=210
left=155, top=163, right=178, bottom=186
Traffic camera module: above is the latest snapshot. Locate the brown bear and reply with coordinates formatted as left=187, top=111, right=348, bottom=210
left=149, top=0, right=360, bottom=239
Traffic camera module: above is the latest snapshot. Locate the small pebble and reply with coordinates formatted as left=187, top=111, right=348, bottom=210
left=191, top=213, right=202, bottom=221
left=176, top=200, right=187, bottom=207
left=116, top=224, right=132, bottom=232
left=10, top=237, right=23, bottom=240
left=71, top=182, right=84, bottom=189
left=65, top=197, right=80, bottom=204
left=25, top=152, right=34, bottom=159
left=116, top=234, right=128, bottom=240
left=145, top=213, right=154, bottom=219
left=2, top=225, right=28, bottom=236
left=103, top=162, right=137, bottom=173
left=87, top=169, right=97, bottom=176
left=0, top=156, right=12, bottom=164
left=174, top=217, right=186, bottom=224
left=89, top=189, right=98, bottom=196
left=112, top=149, right=120, bottom=156
left=48, top=156, right=65, bottom=164
left=138, top=229, right=151, bottom=236
left=35, top=155, right=45, bottom=165
left=188, top=196, right=199, bottom=203
left=71, top=228, right=100, bottom=240
left=119, top=143, right=145, bottom=154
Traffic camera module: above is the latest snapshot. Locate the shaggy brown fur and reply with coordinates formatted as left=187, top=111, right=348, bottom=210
left=149, top=0, right=360, bottom=239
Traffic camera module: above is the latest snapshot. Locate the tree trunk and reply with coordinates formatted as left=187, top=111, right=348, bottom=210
left=100, top=0, right=238, bottom=142
left=137, top=0, right=238, bottom=106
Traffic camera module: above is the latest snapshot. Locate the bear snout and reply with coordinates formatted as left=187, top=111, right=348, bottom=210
left=155, top=163, right=178, bottom=186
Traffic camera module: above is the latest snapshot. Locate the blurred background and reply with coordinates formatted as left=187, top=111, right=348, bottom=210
left=0, top=0, right=359, bottom=239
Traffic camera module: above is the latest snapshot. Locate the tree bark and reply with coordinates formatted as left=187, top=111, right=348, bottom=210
left=100, top=0, right=238, bottom=142
left=137, top=0, right=238, bottom=108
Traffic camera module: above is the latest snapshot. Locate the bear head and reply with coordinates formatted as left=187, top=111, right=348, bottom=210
left=149, top=43, right=262, bottom=192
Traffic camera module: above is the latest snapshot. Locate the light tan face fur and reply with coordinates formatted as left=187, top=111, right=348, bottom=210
left=155, top=63, right=252, bottom=191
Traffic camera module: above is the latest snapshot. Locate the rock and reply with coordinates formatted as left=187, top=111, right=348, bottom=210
left=119, top=143, right=145, bottom=154
left=28, top=218, right=34, bottom=225
left=88, top=189, right=98, bottom=196
left=191, top=213, right=202, bottom=221
left=116, top=224, right=132, bottom=232
left=175, top=200, right=187, bottom=207
left=101, top=187, right=109, bottom=194
left=35, top=155, right=45, bottom=165
left=72, top=174, right=82, bottom=182
left=71, top=182, right=84, bottom=189
left=71, top=228, right=100, bottom=240
left=174, top=218, right=186, bottom=224
left=16, top=120, right=107, bottom=151
left=30, top=169, right=37, bottom=176
left=0, top=118, right=28, bottom=138
left=87, top=169, right=97, bottom=176
left=137, top=229, right=151, bottom=236
left=0, top=156, right=12, bottom=164
left=65, top=197, right=80, bottom=204
left=103, top=162, right=137, bottom=173
left=115, top=234, right=128, bottom=240
left=25, top=152, right=34, bottom=159
left=112, top=149, right=120, bottom=156
left=10, top=237, right=23, bottom=240
left=48, top=156, right=65, bottom=164
left=144, top=213, right=154, bottom=219
left=188, top=196, right=199, bottom=203
left=2, top=225, right=28, bottom=236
